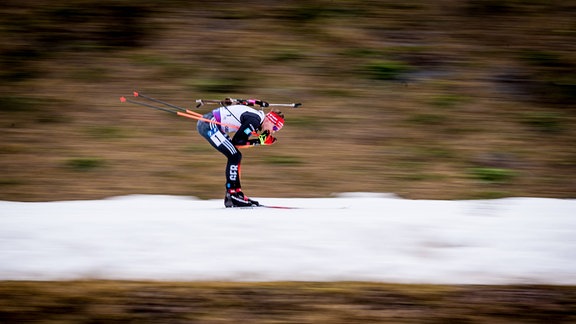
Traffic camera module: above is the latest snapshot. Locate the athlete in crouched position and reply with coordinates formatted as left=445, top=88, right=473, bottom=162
left=197, top=99, right=285, bottom=207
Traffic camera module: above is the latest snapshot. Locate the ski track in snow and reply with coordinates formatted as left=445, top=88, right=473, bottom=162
left=1, top=193, right=575, bottom=284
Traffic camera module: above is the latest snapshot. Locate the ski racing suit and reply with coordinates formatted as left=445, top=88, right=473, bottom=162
left=197, top=104, right=265, bottom=191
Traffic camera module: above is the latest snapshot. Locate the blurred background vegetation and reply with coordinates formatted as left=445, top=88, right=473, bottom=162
left=1, top=281, right=575, bottom=323
left=1, top=0, right=575, bottom=201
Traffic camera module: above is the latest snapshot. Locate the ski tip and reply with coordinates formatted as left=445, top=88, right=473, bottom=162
left=120, top=96, right=126, bottom=103
left=133, top=91, right=139, bottom=97
left=259, top=205, right=300, bottom=209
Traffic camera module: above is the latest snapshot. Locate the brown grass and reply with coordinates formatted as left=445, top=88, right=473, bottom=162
left=1, top=0, right=575, bottom=202
left=1, top=281, right=575, bottom=323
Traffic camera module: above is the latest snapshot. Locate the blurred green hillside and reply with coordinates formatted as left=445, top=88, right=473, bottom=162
left=1, top=0, right=575, bottom=201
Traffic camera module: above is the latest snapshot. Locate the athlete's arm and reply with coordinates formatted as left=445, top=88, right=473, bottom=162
left=231, top=112, right=261, bottom=146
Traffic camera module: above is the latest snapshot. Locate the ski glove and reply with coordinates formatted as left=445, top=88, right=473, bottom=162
left=243, top=131, right=276, bottom=147
left=258, top=131, right=277, bottom=145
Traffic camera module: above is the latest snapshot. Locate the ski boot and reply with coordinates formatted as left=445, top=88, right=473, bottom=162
left=224, top=188, right=259, bottom=208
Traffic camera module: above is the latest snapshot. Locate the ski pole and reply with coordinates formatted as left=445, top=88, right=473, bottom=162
left=127, top=91, right=205, bottom=118
left=133, top=91, right=189, bottom=112
left=174, top=110, right=239, bottom=129
left=119, top=94, right=239, bottom=130
left=120, top=96, right=179, bottom=115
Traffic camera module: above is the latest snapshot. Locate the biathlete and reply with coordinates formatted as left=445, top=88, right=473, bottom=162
left=196, top=99, right=285, bottom=207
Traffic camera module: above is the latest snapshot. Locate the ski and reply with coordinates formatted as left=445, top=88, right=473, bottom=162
left=258, top=205, right=300, bottom=209
left=228, top=204, right=348, bottom=210
left=227, top=205, right=299, bottom=210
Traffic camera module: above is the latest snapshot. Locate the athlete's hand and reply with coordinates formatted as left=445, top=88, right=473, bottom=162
left=258, top=131, right=277, bottom=145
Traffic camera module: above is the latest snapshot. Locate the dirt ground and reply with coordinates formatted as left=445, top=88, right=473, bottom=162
left=1, top=281, right=575, bottom=323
